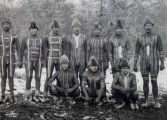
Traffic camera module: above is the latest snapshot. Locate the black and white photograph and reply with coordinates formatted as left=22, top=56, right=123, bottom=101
left=0, top=0, right=167, bottom=119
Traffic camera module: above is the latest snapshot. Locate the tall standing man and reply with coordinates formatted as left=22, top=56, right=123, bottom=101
left=107, top=19, right=131, bottom=76
left=43, top=20, right=63, bottom=99
left=20, top=21, right=43, bottom=102
left=0, top=18, right=21, bottom=103
left=87, top=22, right=108, bottom=74
left=62, top=18, right=87, bottom=86
left=133, top=16, right=165, bottom=108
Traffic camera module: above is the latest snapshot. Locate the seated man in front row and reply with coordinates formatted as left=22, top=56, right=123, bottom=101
left=82, top=56, right=105, bottom=106
left=48, top=55, right=80, bottom=104
left=112, top=59, right=139, bottom=110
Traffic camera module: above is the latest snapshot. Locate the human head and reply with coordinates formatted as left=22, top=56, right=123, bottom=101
left=52, top=19, right=60, bottom=35
left=29, top=21, right=38, bottom=36
left=92, top=22, right=101, bottom=37
left=60, top=55, right=70, bottom=71
left=115, top=19, right=124, bottom=36
left=2, top=18, right=11, bottom=32
left=144, top=16, right=154, bottom=34
left=72, top=18, right=81, bottom=35
left=108, top=21, right=115, bottom=34
left=88, top=56, right=99, bottom=73
left=119, top=58, right=130, bottom=74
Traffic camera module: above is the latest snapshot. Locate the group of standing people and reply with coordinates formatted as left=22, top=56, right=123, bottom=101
left=0, top=16, right=165, bottom=110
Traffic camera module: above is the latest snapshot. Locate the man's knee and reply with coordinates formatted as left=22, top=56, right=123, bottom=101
left=112, top=89, right=122, bottom=97
left=44, top=78, right=50, bottom=88
left=73, top=88, right=80, bottom=97
left=27, top=75, right=33, bottom=81
left=49, top=85, right=58, bottom=96
left=142, top=74, right=149, bottom=85
left=151, top=80, right=158, bottom=90
left=1, top=73, right=7, bottom=79
left=26, top=76, right=32, bottom=88
left=130, top=91, right=139, bottom=101
left=8, top=77, right=14, bottom=85
left=112, top=89, right=127, bottom=100
left=151, top=74, right=158, bottom=81
left=35, top=74, right=41, bottom=81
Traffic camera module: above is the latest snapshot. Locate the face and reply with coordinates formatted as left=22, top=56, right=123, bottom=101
left=2, top=22, right=11, bottom=32
left=121, top=67, right=130, bottom=74
left=115, top=27, right=123, bottom=36
left=30, top=28, right=38, bottom=36
left=61, top=63, right=69, bottom=71
left=93, top=28, right=101, bottom=36
left=73, top=25, right=80, bottom=35
left=144, top=23, right=153, bottom=34
left=52, top=27, right=59, bottom=35
left=89, top=66, right=98, bottom=72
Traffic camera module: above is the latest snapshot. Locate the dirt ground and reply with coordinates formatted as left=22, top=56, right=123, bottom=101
left=0, top=94, right=167, bottom=120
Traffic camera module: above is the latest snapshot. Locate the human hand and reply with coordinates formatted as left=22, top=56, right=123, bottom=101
left=160, top=64, right=165, bottom=71
left=95, top=98, right=100, bottom=103
left=85, top=96, right=89, bottom=101
left=67, top=88, right=73, bottom=94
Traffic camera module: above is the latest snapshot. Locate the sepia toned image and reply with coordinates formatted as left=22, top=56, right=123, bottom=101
left=0, top=0, right=167, bottom=120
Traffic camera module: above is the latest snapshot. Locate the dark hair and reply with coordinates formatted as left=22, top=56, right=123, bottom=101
left=29, top=22, right=38, bottom=30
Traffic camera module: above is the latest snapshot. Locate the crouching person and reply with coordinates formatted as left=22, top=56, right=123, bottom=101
left=82, top=56, right=105, bottom=106
left=111, top=59, right=139, bottom=110
left=48, top=55, right=80, bottom=105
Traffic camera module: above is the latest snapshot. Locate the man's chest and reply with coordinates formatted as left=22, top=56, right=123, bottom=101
left=71, top=35, right=82, bottom=48
left=140, top=35, right=157, bottom=47
left=27, top=38, right=41, bottom=48
left=89, top=38, right=103, bottom=49
left=87, top=74, right=101, bottom=84
left=118, top=75, right=132, bottom=86
left=0, top=35, right=12, bottom=46
left=112, top=37, right=125, bottom=48
left=49, top=37, right=61, bottom=47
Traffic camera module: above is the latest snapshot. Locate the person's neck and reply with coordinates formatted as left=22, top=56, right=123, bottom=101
left=145, top=31, right=152, bottom=36
left=115, top=33, right=122, bottom=38
left=52, top=32, right=59, bottom=37
left=3, top=30, right=10, bottom=34
left=73, top=33, right=80, bottom=36
left=94, top=34, right=100, bottom=38
left=62, top=69, right=69, bottom=72
left=121, top=71, right=129, bottom=76
left=30, top=35, right=38, bottom=38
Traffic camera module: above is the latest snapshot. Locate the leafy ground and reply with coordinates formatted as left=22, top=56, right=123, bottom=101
left=0, top=94, right=167, bottom=120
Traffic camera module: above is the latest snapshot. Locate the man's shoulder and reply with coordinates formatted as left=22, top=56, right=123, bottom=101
left=129, top=72, right=136, bottom=77
left=152, top=33, right=160, bottom=39
left=11, top=33, right=17, bottom=38
left=83, top=70, right=89, bottom=77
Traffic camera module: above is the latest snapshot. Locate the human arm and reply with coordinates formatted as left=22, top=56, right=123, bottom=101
left=82, top=72, right=89, bottom=100
left=133, top=38, right=141, bottom=72
left=111, top=73, right=126, bottom=93
left=67, top=73, right=79, bottom=93
left=96, top=73, right=105, bottom=102
left=157, top=35, right=165, bottom=70
left=20, top=37, right=27, bottom=66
